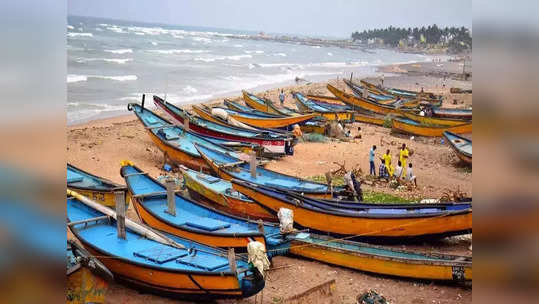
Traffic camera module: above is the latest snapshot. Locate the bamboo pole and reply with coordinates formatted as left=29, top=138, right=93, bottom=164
left=68, top=189, right=185, bottom=249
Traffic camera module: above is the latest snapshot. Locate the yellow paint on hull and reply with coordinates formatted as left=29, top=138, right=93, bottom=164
left=82, top=244, right=243, bottom=297
left=327, top=84, right=400, bottom=115
left=300, top=123, right=327, bottom=135
left=354, top=113, right=386, bottom=126
left=392, top=119, right=472, bottom=137
left=67, top=187, right=129, bottom=209
left=132, top=197, right=266, bottom=249
left=232, top=182, right=472, bottom=237
left=191, top=105, right=231, bottom=127
left=290, top=241, right=472, bottom=281
left=183, top=171, right=277, bottom=222
left=229, top=113, right=317, bottom=128
left=305, top=94, right=345, bottom=105
left=67, top=266, right=108, bottom=304
left=145, top=129, right=211, bottom=172
left=399, top=111, right=467, bottom=127
left=242, top=91, right=284, bottom=115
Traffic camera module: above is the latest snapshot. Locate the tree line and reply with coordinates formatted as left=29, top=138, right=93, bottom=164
left=351, top=25, right=471, bottom=53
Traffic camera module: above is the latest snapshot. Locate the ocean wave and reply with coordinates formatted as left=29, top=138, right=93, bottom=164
left=67, top=25, right=74, bottom=30
left=134, top=32, right=145, bottom=36
left=181, top=85, right=198, bottom=94
left=327, top=52, right=333, bottom=56
left=75, top=57, right=133, bottom=64
left=195, top=54, right=252, bottom=62
left=272, top=53, right=287, bottom=57
left=244, top=50, right=264, bottom=54
left=104, top=48, right=133, bottom=54
left=107, top=26, right=126, bottom=34
left=233, top=44, right=244, bottom=48
left=148, top=49, right=209, bottom=55
left=67, top=74, right=137, bottom=83
left=67, top=32, right=93, bottom=38
left=151, top=41, right=158, bottom=46
left=193, top=37, right=212, bottom=43
left=67, top=102, right=129, bottom=123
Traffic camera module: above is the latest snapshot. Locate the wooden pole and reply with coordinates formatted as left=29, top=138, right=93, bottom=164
left=325, top=172, right=333, bottom=197
left=249, top=151, right=257, bottom=178
left=141, top=94, right=145, bottom=111
left=165, top=177, right=176, bottom=216
left=183, top=115, right=190, bottom=131
left=227, top=248, right=237, bottom=274
left=115, top=191, right=126, bottom=239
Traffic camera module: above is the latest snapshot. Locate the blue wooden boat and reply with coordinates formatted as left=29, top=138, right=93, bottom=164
left=195, top=143, right=346, bottom=199
left=120, top=163, right=285, bottom=251
left=67, top=195, right=265, bottom=300
left=128, top=102, right=243, bottom=172
left=153, top=96, right=293, bottom=156
left=443, top=131, right=472, bottom=165
left=67, top=164, right=128, bottom=208
left=433, top=108, right=472, bottom=120
left=231, top=179, right=473, bottom=238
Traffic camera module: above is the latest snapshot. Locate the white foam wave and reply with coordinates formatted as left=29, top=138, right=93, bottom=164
left=134, top=32, right=145, bottom=36
left=151, top=41, right=158, bottom=46
left=67, top=74, right=87, bottom=83
left=148, top=49, right=209, bottom=55
left=67, top=25, right=74, bottom=30
left=233, top=44, right=244, bottom=48
left=67, top=32, right=93, bottom=38
left=193, top=37, right=212, bottom=43
left=104, top=49, right=133, bottom=54
left=273, top=53, right=287, bottom=57
left=181, top=85, right=198, bottom=94
left=67, top=74, right=137, bottom=83
left=244, top=50, right=264, bottom=54
left=327, top=52, right=333, bottom=56
left=76, top=57, right=133, bottom=64
left=107, top=26, right=126, bottom=34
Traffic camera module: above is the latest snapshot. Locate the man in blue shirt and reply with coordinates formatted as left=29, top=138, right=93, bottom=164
left=279, top=90, right=285, bottom=106
left=369, top=145, right=376, bottom=176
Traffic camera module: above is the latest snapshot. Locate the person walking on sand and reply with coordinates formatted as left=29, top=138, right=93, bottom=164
left=362, top=86, right=369, bottom=99
left=380, top=149, right=394, bottom=177
left=369, top=145, right=376, bottom=176
left=394, top=160, right=403, bottom=181
left=279, top=90, right=285, bottom=106
left=406, top=163, right=417, bottom=187
left=399, top=143, right=409, bottom=176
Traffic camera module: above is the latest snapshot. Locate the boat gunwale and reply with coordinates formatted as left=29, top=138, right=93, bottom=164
left=68, top=163, right=127, bottom=191
left=443, top=131, right=472, bottom=158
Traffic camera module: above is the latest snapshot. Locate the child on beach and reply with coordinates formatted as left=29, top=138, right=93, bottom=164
left=369, top=145, right=376, bottom=176
left=394, top=160, right=403, bottom=180
left=279, top=90, right=285, bottom=106
left=406, top=163, right=417, bottom=187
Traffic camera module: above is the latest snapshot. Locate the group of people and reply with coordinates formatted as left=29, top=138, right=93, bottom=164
left=369, top=143, right=417, bottom=187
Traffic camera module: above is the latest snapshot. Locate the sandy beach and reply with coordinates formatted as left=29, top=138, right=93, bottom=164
left=68, top=59, right=472, bottom=303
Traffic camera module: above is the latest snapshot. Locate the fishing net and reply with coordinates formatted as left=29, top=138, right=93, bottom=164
left=277, top=208, right=294, bottom=234
left=247, top=240, right=270, bottom=278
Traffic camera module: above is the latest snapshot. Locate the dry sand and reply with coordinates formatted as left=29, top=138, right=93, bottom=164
left=68, top=60, right=472, bottom=303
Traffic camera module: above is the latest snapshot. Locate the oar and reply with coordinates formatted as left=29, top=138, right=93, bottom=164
left=67, top=189, right=185, bottom=249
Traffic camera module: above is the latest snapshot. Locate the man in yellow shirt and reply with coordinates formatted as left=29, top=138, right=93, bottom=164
left=399, top=143, right=409, bottom=176
left=380, top=149, right=394, bottom=177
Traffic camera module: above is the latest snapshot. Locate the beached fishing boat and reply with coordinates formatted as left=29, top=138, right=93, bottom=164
left=353, top=111, right=387, bottom=126
left=181, top=166, right=277, bottom=222
left=398, top=110, right=468, bottom=126
left=306, top=94, right=348, bottom=106
left=67, top=194, right=265, bottom=300
left=443, top=131, right=472, bottom=165
left=392, top=117, right=472, bottom=137
left=293, top=92, right=353, bottom=121
left=360, top=79, right=439, bottom=100
left=224, top=99, right=282, bottom=118
left=242, top=90, right=291, bottom=116
left=67, top=240, right=113, bottom=304
left=121, top=163, right=284, bottom=250
left=195, top=144, right=346, bottom=199
left=433, top=108, right=472, bottom=120
left=67, top=164, right=128, bottom=208
left=327, top=84, right=405, bottom=115
left=128, top=102, right=243, bottom=172
left=227, top=109, right=317, bottom=129
left=343, top=79, right=399, bottom=103
left=286, top=233, right=472, bottom=281
left=153, top=96, right=293, bottom=156
left=231, top=180, right=472, bottom=238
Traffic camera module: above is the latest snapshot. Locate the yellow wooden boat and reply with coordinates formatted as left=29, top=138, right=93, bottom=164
left=360, top=79, right=440, bottom=101
left=327, top=84, right=403, bottom=115
left=398, top=110, right=468, bottom=126
left=392, top=117, right=472, bottom=137
left=67, top=164, right=128, bottom=208
left=181, top=166, right=277, bottom=222
left=354, top=112, right=386, bottom=126
left=228, top=111, right=317, bottom=129
left=288, top=233, right=472, bottom=281
left=293, top=92, right=353, bottom=122
left=242, top=90, right=290, bottom=116
left=305, top=94, right=346, bottom=105
left=191, top=105, right=233, bottom=127
left=231, top=179, right=472, bottom=238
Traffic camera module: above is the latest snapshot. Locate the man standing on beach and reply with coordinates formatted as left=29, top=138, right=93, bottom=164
left=399, top=143, right=409, bottom=176
left=369, top=145, right=376, bottom=176
left=279, top=90, right=285, bottom=106
left=380, top=149, right=394, bottom=177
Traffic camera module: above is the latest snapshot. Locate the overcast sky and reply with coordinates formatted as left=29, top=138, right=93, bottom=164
left=68, top=0, right=471, bottom=38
